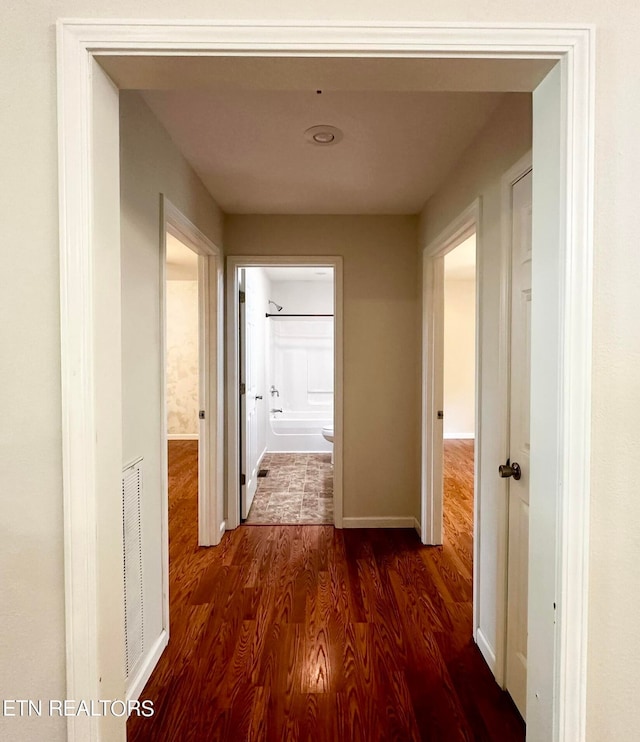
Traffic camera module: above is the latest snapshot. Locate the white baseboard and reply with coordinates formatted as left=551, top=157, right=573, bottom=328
left=475, top=627, right=497, bottom=675
left=167, top=433, right=198, bottom=441
left=444, top=433, right=475, bottom=440
left=413, top=517, right=422, bottom=537
left=126, top=629, right=168, bottom=706
left=264, top=448, right=331, bottom=454
left=342, top=516, right=417, bottom=529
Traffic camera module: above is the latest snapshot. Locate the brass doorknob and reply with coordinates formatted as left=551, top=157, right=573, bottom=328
left=499, top=459, right=522, bottom=480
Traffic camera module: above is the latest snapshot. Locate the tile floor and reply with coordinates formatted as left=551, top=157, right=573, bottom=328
left=244, top=452, right=334, bottom=525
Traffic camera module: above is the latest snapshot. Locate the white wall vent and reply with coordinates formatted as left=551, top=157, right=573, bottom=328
left=122, top=458, right=144, bottom=681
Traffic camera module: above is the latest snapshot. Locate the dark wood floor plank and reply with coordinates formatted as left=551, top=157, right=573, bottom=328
left=383, top=670, right=423, bottom=742
left=247, top=685, right=270, bottom=742
left=296, top=693, right=338, bottom=742
left=127, top=439, right=524, bottom=742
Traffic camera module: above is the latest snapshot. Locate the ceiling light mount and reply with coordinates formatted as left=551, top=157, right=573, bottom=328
left=305, top=125, right=343, bottom=146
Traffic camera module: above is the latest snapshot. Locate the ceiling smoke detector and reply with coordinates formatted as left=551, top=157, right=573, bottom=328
left=305, top=125, right=343, bottom=146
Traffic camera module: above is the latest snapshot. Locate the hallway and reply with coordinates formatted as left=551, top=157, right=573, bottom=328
left=127, top=440, right=524, bottom=741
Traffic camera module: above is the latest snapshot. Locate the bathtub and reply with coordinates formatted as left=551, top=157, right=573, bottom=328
left=267, top=410, right=333, bottom=453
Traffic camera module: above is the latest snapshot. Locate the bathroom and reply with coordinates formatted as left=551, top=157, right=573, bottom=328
left=240, top=265, right=335, bottom=525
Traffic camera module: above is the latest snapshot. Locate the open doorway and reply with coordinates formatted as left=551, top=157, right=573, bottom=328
left=161, top=200, right=224, bottom=552
left=441, top=231, right=477, bottom=633
left=239, top=265, right=336, bottom=525
left=227, top=256, right=344, bottom=530
left=164, top=231, right=201, bottom=549
left=442, top=230, right=477, bottom=625
left=422, top=206, right=480, bottom=553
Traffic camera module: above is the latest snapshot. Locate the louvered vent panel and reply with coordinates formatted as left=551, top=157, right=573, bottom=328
left=122, top=460, right=144, bottom=680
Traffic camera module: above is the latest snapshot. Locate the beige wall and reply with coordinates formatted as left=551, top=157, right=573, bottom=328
left=443, top=278, right=476, bottom=438
left=226, top=215, right=421, bottom=520
left=120, top=91, right=223, bottom=689
left=166, top=280, right=199, bottom=436
left=2, top=3, right=640, bottom=741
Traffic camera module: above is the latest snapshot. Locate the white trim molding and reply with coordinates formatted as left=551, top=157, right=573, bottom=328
left=57, top=20, right=594, bottom=742
left=476, top=627, right=498, bottom=677
left=167, top=433, right=199, bottom=441
left=125, top=629, right=168, bottom=706
left=343, top=517, right=418, bottom=529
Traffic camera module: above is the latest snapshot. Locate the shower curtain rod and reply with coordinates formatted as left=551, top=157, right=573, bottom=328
left=265, top=313, right=334, bottom=318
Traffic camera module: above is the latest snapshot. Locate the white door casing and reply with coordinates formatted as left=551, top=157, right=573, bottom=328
left=57, top=22, right=594, bottom=742
left=240, top=269, right=260, bottom=518
left=422, top=201, right=480, bottom=549
left=196, top=252, right=211, bottom=543
left=505, top=168, right=533, bottom=718
left=227, top=255, right=344, bottom=533
left=430, top=253, right=446, bottom=547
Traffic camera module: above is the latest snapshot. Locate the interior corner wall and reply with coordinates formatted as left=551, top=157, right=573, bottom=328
left=225, top=215, right=421, bottom=521
left=119, top=91, right=224, bottom=678
left=419, top=93, right=532, bottom=671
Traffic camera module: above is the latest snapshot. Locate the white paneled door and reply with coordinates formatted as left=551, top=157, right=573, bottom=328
left=505, top=168, right=533, bottom=719
left=240, top=269, right=260, bottom=519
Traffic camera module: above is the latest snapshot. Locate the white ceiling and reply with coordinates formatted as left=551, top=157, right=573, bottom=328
left=263, top=266, right=334, bottom=282
left=142, top=88, right=505, bottom=214
left=445, top=234, right=476, bottom=281
left=166, top=233, right=198, bottom=280
left=99, top=54, right=548, bottom=215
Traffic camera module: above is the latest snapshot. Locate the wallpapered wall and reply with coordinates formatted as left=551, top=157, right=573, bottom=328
left=443, top=278, right=476, bottom=438
left=166, top=280, right=199, bottom=436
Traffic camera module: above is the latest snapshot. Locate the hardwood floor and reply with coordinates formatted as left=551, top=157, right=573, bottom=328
left=127, top=439, right=524, bottom=742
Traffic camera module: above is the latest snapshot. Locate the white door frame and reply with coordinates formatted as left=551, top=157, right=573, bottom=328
left=421, top=198, right=481, bottom=548
left=57, top=20, right=594, bottom=742
left=226, top=255, right=344, bottom=531
left=162, top=197, right=224, bottom=549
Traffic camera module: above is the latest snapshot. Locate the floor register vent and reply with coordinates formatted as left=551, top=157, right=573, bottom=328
left=122, top=458, right=145, bottom=680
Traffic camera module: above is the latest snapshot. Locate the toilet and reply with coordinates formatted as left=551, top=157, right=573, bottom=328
left=321, top=425, right=334, bottom=443
left=322, top=425, right=334, bottom=464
